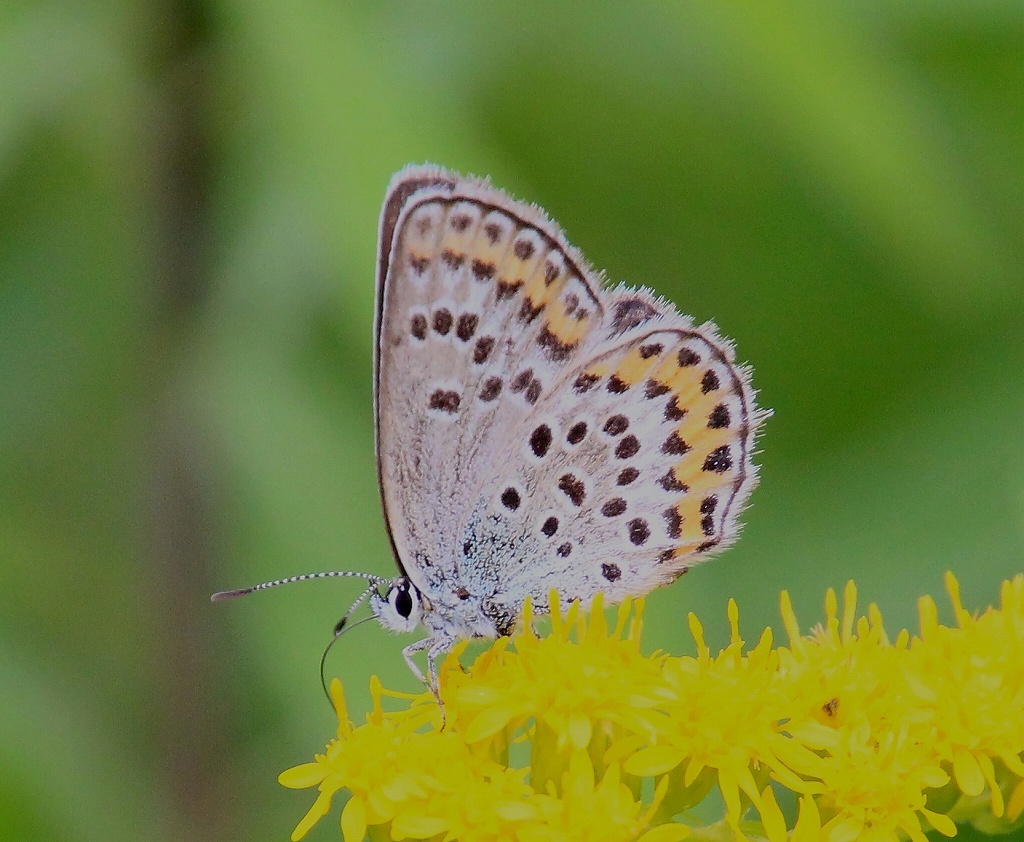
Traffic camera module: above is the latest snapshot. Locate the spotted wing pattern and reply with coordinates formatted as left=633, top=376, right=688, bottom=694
left=482, top=309, right=762, bottom=610
left=375, top=164, right=765, bottom=622
left=376, top=166, right=606, bottom=597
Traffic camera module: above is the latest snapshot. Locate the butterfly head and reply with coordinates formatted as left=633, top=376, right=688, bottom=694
left=370, top=577, right=423, bottom=633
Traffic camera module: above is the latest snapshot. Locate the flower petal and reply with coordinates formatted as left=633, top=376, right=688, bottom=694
left=279, top=762, right=328, bottom=789
left=390, top=813, right=448, bottom=839
left=624, top=746, right=683, bottom=777
left=758, top=785, right=788, bottom=842
left=952, top=749, right=984, bottom=796
left=340, top=796, right=367, bottom=842
left=922, top=807, right=957, bottom=838
left=635, top=824, right=691, bottom=842
left=290, top=791, right=333, bottom=842
left=567, top=711, right=592, bottom=749
left=464, top=704, right=518, bottom=743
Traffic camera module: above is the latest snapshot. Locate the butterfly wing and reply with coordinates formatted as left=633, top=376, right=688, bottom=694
left=480, top=292, right=765, bottom=611
left=375, top=165, right=607, bottom=600
left=375, top=164, right=765, bottom=628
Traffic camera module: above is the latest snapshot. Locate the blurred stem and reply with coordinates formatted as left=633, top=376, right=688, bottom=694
left=145, top=0, right=228, bottom=839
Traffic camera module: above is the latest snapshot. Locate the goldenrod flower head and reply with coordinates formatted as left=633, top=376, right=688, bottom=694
left=281, top=575, right=1024, bottom=841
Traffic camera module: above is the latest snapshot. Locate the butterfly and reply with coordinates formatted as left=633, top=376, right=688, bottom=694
left=213, top=164, right=767, bottom=689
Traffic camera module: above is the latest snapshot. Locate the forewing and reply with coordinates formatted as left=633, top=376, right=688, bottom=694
left=375, top=165, right=608, bottom=594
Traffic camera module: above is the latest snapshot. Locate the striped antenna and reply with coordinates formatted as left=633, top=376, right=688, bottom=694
left=213, top=571, right=396, bottom=708
left=210, top=570, right=386, bottom=602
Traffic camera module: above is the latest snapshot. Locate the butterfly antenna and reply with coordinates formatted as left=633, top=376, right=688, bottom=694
left=320, top=615, right=376, bottom=702
left=210, top=570, right=385, bottom=601
left=332, top=579, right=382, bottom=633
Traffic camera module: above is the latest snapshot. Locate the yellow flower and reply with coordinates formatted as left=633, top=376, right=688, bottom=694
left=280, top=574, right=1024, bottom=841
left=518, top=751, right=686, bottom=842
left=774, top=582, right=954, bottom=840
left=623, top=602, right=817, bottom=828
left=446, top=594, right=669, bottom=791
left=906, top=574, right=1024, bottom=818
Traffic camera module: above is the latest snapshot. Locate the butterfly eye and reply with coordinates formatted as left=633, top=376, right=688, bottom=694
left=369, top=579, right=421, bottom=633
left=392, top=584, right=414, bottom=619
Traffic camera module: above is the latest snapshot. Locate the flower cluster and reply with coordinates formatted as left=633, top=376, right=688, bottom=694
left=280, top=574, right=1024, bottom=841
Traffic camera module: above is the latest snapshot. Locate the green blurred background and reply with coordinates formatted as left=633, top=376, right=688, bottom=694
left=2, top=2, right=1023, bottom=840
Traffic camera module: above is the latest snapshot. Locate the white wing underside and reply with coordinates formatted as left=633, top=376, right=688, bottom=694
left=374, top=165, right=765, bottom=630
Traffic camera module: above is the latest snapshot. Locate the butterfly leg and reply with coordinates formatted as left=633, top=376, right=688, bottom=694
left=401, top=636, right=433, bottom=685
left=401, top=634, right=455, bottom=687
left=402, top=635, right=455, bottom=728
left=425, top=635, right=455, bottom=691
